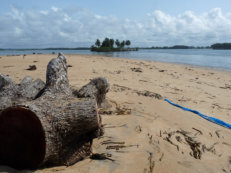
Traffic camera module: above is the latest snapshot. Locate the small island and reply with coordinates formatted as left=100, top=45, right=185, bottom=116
left=91, top=38, right=138, bottom=52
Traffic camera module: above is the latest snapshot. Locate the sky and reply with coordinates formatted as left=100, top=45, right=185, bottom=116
left=0, top=0, right=231, bottom=48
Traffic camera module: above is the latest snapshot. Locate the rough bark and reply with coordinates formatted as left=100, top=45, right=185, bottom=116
left=0, top=74, right=45, bottom=110
left=19, top=76, right=45, bottom=99
left=77, top=77, right=110, bottom=107
left=0, top=53, right=107, bottom=170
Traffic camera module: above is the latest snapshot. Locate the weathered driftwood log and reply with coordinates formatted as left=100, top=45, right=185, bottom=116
left=0, top=53, right=109, bottom=170
left=77, top=77, right=110, bottom=107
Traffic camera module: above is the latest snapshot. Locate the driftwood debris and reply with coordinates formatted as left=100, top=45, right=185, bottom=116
left=0, top=53, right=109, bottom=170
left=26, top=65, right=37, bottom=71
left=77, top=77, right=110, bottom=107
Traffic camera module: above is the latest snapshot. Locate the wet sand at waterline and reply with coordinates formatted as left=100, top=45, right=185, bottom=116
left=0, top=54, right=231, bottom=173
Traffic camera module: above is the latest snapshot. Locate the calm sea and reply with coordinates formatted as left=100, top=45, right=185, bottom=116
left=1, top=49, right=231, bottom=71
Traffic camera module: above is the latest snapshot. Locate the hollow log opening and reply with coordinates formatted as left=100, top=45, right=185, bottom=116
left=0, top=107, right=45, bottom=170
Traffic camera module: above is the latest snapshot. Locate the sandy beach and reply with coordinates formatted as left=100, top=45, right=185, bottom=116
left=0, top=53, right=231, bottom=173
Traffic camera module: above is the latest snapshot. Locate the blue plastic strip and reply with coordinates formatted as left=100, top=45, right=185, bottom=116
left=165, top=98, right=231, bottom=129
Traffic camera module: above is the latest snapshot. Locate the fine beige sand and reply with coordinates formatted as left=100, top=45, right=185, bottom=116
left=0, top=54, right=231, bottom=173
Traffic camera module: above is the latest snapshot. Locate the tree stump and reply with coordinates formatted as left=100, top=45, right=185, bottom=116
left=0, top=53, right=109, bottom=170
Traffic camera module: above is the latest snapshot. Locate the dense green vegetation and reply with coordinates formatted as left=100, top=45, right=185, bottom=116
left=146, top=45, right=210, bottom=49
left=91, top=38, right=138, bottom=52
left=211, top=43, right=231, bottom=49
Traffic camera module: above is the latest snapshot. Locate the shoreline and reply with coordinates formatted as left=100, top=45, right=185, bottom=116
left=68, top=53, right=231, bottom=75
left=104, top=54, right=231, bottom=74
left=1, top=53, right=231, bottom=173
left=1, top=52, right=231, bottom=73
left=1, top=48, right=231, bottom=72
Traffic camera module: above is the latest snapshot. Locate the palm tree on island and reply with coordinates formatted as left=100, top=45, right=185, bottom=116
left=91, top=38, right=138, bottom=52
left=95, top=39, right=101, bottom=48
left=115, top=39, right=120, bottom=48
left=125, top=40, right=131, bottom=47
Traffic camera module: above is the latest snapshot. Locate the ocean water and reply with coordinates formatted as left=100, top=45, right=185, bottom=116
left=1, top=49, right=231, bottom=71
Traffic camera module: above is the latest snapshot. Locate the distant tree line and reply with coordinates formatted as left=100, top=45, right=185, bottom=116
left=211, top=43, right=231, bottom=49
left=2, top=42, right=231, bottom=51
left=148, top=45, right=210, bottom=49
left=91, top=38, right=138, bottom=52
left=147, top=43, right=231, bottom=50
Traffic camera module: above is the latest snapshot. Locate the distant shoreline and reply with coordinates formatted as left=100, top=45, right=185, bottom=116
left=1, top=42, right=231, bottom=51
left=0, top=47, right=211, bottom=51
left=1, top=52, right=231, bottom=73
left=0, top=48, right=90, bottom=51
left=1, top=49, right=231, bottom=72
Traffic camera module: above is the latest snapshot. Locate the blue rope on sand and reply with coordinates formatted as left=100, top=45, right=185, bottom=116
left=165, top=98, right=231, bottom=130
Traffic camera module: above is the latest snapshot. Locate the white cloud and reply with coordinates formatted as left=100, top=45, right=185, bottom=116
left=40, top=10, right=48, bottom=15
left=0, top=6, right=231, bottom=48
left=14, top=27, right=22, bottom=35
left=94, top=14, right=102, bottom=19
left=63, top=14, right=71, bottom=22
left=51, top=6, right=59, bottom=12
